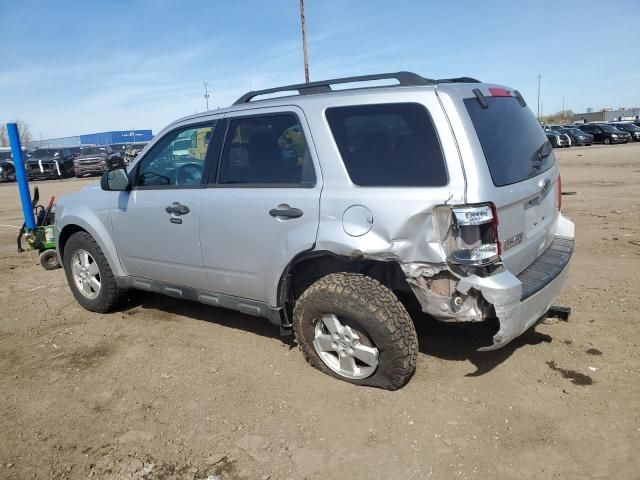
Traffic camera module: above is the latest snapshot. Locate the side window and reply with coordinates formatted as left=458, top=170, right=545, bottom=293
left=325, top=103, right=448, bottom=187
left=134, top=123, right=215, bottom=187
left=218, top=113, right=315, bottom=186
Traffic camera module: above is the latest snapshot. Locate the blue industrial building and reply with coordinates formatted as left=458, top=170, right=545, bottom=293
left=30, top=129, right=153, bottom=148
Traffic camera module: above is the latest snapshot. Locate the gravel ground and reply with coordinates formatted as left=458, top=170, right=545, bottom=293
left=0, top=143, right=639, bottom=479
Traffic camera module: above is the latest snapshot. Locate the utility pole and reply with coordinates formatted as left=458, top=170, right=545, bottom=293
left=203, top=81, right=210, bottom=111
left=537, top=74, right=542, bottom=121
left=562, top=96, right=565, bottom=118
left=300, top=0, right=310, bottom=83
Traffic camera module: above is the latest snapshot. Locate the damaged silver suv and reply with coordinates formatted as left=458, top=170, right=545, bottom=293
left=55, top=72, right=574, bottom=390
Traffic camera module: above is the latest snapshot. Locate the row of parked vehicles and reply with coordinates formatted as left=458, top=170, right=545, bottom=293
left=0, top=142, right=148, bottom=182
left=543, top=120, right=640, bottom=147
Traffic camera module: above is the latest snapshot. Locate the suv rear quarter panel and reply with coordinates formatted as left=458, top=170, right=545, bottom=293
left=300, top=88, right=466, bottom=264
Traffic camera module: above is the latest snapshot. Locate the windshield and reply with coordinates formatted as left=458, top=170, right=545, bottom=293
left=0, top=151, right=12, bottom=161
left=465, top=96, right=556, bottom=186
left=600, top=125, right=619, bottom=133
left=110, top=144, right=128, bottom=151
left=80, top=147, right=107, bottom=155
left=616, top=123, right=639, bottom=131
left=567, top=128, right=585, bottom=135
left=33, top=149, right=60, bottom=158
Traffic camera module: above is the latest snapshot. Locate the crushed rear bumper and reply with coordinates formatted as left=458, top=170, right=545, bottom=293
left=457, top=235, right=573, bottom=350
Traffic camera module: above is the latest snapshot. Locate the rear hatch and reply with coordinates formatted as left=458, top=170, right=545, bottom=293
left=438, top=84, right=560, bottom=276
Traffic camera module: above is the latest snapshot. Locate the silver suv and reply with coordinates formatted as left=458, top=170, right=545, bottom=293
left=55, top=72, right=574, bottom=390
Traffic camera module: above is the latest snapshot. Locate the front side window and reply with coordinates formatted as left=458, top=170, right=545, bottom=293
left=218, top=113, right=315, bottom=186
left=325, top=103, right=448, bottom=187
left=134, top=123, right=215, bottom=187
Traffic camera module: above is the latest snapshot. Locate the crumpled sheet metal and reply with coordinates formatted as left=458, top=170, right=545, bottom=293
left=457, top=271, right=524, bottom=351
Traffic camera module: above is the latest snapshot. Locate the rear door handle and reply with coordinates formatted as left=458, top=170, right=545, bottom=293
left=269, top=205, right=303, bottom=219
left=165, top=202, right=190, bottom=215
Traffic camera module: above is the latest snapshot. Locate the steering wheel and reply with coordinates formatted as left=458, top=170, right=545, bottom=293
left=175, top=162, right=203, bottom=185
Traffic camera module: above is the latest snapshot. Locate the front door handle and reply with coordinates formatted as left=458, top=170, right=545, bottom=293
left=165, top=202, right=190, bottom=215
left=269, top=205, right=303, bottom=219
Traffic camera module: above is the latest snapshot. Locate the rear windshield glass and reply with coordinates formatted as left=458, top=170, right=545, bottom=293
left=464, top=96, right=555, bottom=187
left=325, top=103, right=448, bottom=187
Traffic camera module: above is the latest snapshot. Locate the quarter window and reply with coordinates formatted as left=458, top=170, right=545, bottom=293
left=218, top=113, right=315, bottom=186
left=325, top=103, right=448, bottom=187
left=134, top=124, right=215, bottom=187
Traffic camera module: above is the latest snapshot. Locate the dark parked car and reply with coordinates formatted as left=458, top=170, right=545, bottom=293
left=74, top=146, right=126, bottom=177
left=578, top=124, right=627, bottom=144
left=68, top=146, right=83, bottom=158
left=550, top=126, right=593, bottom=146
left=108, top=143, right=130, bottom=162
left=610, top=122, right=640, bottom=142
left=27, top=148, right=75, bottom=179
left=545, top=129, right=571, bottom=147
left=0, top=148, right=16, bottom=182
left=124, top=142, right=148, bottom=165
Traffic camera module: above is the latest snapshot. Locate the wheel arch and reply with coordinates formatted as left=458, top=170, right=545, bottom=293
left=56, top=215, right=126, bottom=277
left=277, top=250, right=413, bottom=308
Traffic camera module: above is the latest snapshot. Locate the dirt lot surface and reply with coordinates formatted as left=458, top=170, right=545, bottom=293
left=1, top=144, right=639, bottom=479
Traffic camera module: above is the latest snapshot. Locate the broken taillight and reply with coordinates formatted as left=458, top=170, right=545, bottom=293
left=448, top=203, right=501, bottom=266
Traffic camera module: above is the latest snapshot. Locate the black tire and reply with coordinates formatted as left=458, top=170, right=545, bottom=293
left=39, top=249, right=60, bottom=270
left=293, top=272, right=418, bottom=390
left=63, top=231, right=124, bottom=313
left=604, top=137, right=611, bottom=145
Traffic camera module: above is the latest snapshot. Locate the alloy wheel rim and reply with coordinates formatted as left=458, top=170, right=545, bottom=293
left=313, top=314, right=379, bottom=380
left=71, top=249, right=101, bottom=299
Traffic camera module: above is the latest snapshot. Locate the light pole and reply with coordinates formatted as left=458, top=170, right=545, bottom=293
left=203, top=81, right=210, bottom=111
left=300, top=0, right=310, bottom=83
left=537, top=74, right=542, bottom=121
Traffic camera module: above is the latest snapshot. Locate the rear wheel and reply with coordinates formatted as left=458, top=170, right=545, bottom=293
left=293, top=273, right=418, bottom=390
left=604, top=137, right=611, bottom=145
left=63, top=231, right=124, bottom=312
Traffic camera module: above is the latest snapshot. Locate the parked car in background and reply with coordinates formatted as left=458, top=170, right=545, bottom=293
left=578, top=123, right=627, bottom=144
left=108, top=143, right=130, bottom=162
left=545, top=129, right=571, bottom=147
left=68, top=146, right=83, bottom=158
left=609, top=122, right=640, bottom=142
left=0, top=148, right=17, bottom=182
left=27, top=147, right=75, bottom=179
left=550, top=126, right=593, bottom=146
left=74, top=145, right=125, bottom=177
left=124, top=142, right=148, bottom=165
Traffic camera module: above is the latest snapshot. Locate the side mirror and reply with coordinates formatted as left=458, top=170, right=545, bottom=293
left=101, top=168, right=130, bottom=191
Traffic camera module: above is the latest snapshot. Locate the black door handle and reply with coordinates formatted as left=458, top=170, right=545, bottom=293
left=269, top=206, right=303, bottom=219
left=165, top=202, right=190, bottom=215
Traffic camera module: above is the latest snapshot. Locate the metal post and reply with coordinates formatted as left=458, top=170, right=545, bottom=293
left=537, top=74, right=541, bottom=121
left=300, top=0, right=310, bottom=83
left=203, top=81, right=210, bottom=111
left=6, top=123, right=36, bottom=230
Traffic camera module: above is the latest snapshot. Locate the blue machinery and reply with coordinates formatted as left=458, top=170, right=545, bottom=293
left=7, top=123, right=36, bottom=230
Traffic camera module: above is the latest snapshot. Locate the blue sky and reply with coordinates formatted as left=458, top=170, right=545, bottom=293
left=1, top=0, right=638, bottom=139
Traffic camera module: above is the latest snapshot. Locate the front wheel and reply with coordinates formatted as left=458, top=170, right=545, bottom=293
left=293, top=273, right=418, bottom=390
left=604, top=137, right=611, bottom=145
left=63, top=231, right=124, bottom=312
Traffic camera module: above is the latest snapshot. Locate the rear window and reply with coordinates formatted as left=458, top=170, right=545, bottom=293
left=325, top=103, right=448, bottom=187
left=464, top=96, right=556, bottom=187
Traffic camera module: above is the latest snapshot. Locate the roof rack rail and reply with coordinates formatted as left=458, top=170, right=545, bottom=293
left=233, top=71, right=481, bottom=105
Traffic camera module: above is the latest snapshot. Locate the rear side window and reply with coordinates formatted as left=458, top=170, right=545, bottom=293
left=218, top=113, right=315, bottom=186
left=325, top=103, right=448, bottom=187
left=465, top=96, right=556, bottom=187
